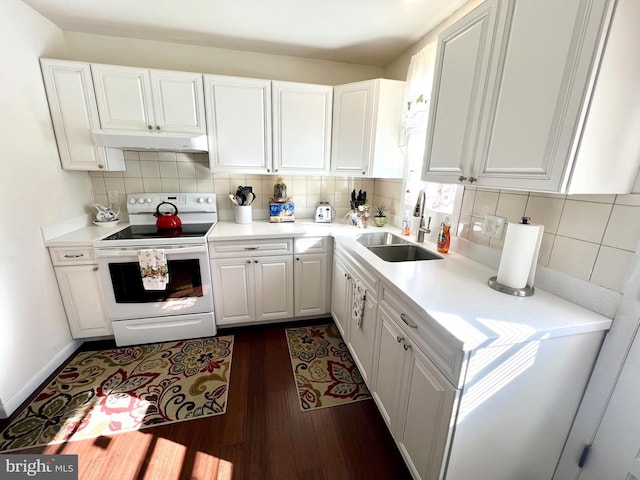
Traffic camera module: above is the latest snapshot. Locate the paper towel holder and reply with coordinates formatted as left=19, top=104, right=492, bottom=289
left=488, top=276, right=535, bottom=296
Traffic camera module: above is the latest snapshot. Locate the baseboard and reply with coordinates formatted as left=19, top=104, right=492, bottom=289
left=1, top=339, right=83, bottom=419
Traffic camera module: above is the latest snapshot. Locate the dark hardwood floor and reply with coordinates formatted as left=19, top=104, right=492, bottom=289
left=0, top=319, right=412, bottom=480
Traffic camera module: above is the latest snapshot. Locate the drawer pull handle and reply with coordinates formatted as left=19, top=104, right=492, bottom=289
left=93, top=267, right=99, bottom=272
left=344, top=273, right=352, bottom=280
left=64, top=254, right=84, bottom=258
left=396, top=335, right=404, bottom=343
left=244, top=247, right=259, bottom=250
left=403, top=343, right=412, bottom=351
left=400, top=313, right=418, bottom=329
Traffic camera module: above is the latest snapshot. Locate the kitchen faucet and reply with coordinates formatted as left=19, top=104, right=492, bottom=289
left=413, top=190, right=431, bottom=242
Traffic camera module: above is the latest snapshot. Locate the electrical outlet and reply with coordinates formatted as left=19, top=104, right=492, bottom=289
left=107, top=190, right=119, bottom=205
left=483, top=214, right=506, bottom=239
left=335, top=191, right=342, bottom=203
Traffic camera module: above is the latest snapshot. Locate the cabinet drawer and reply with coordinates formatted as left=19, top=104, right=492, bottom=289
left=49, top=246, right=96, bottom=266
left=380, top=283, right=464, bottom=387
left=209, top=238, right=293, bottom=258
left=294, top=236, right=331, bottom=254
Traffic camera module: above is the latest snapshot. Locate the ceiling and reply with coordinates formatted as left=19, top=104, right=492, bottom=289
left=23, top=0, right=469, bottom=67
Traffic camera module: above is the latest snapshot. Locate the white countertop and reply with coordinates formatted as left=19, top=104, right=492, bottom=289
left=209, top=220, right=612, bottom=351
left=46, top=218, right=612, bottom=350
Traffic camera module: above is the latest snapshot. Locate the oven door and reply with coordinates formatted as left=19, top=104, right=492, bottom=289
left=95, top=244, right=213, bottom=321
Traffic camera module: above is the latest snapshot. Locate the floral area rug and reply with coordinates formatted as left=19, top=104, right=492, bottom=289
left=0, top=335, right=234, bottom=453
left=285, top=323, right=371, bottom=411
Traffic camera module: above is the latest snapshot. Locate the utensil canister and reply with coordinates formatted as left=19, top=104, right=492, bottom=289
left=235, top=205, right=252, bottom=224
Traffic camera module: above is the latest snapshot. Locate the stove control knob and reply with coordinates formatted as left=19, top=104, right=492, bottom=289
left=138, top=198, right=146, bottom=204
left=206, top=197, right=213, bottom=203
left=146, top=198, right=153, bottom=203
left=129, top=198, right=137, bottom=204
left=197, top=197, right=204, bottom=203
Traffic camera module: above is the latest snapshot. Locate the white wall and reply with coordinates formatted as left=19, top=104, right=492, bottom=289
left=63, top=32, right=384, bottom=85
left=0, top=0, right=93, bottom=417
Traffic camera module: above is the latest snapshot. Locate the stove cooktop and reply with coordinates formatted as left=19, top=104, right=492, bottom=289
left=101, top=223, right=214, bottom=241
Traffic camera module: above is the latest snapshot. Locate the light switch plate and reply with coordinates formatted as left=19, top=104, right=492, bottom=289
left=483, top=214, right=506, bottom=239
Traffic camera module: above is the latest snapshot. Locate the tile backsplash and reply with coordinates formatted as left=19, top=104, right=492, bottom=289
left=89, top=151, right=639, bottom=294
left=89, top=150, right=375, bottom=222
left=458, top=187, right=640, bottom=293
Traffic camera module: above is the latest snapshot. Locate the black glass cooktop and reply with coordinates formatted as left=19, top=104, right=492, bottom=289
left=101, top=223, right=214, bottom=241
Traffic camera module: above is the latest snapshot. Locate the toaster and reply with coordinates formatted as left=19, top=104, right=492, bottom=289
left=315, top=202, right=335, bottom=223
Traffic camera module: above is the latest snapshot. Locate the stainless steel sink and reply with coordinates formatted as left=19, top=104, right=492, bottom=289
left=356, top=232, right=410, bottom=247
left=367, top=244, right=443, bottom=262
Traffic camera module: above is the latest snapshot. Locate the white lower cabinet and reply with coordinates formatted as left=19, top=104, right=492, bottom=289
left=293, top=237, right=332, bottom=318
left=49, top=246, right=112, bottom=338
left=211, top=255, right=293, bottom=326
left=331, top=249, right=379, bottom=385
left=374, top=306, right=458, bottom=480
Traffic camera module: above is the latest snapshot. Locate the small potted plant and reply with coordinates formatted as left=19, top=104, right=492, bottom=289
left=374, top=204, right=387, bottom=227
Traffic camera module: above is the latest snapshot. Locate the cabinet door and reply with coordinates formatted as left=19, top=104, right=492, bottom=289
left=372, top=309, right=407, bottom=433
left=150, top=70, right=206, bottom=134
left=54, top=265, right=112, bottom=338
left=422, top=0, right=499, bottom=184
left=347, top=293, right=377, bottom=386
left=473, top=0, right=610, bottom=192
left=294, top=253, right=328, bottom=317
left=204, top=75, right=272, bottom=173
left=331, top=257, right=351, bottom=341
left=211, top=258, right=254, bottom=325
left=272, top=81, right=332, bottom=174
left=398, top=340, right=458, bottom=480
left=331, top=80, right=374, bottom=176
left=254, top=255, right=294, bottom=322
left=92, top=64, right=155, bottom=131
left=40, top=60, right=124, bottom=171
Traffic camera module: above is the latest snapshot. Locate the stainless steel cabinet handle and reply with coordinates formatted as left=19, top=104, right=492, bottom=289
left=396, top=335, right=404, bottom=343
left=344, top=273, right=352, bottom=280
left=148, top=125, right=153, bottom=130
left=64, top=254, right=84, bottom=258
left=403, top=343, right=412, bottom=351
left=246, top=259, right=252, bottom=264
left=467, top=176, right=477, bottom=183
left=458, top=175, right=467, bottom=182
left=254, top=260, right=258, bottom=263
left=244, top=247, right=259, bottom=250
left=92, top=266, right=99, bottom=272
left=156, top=126, right=161, bottom=130
left=98, top=164, right=104, bottom=169
left=400, top=313, right=418, bottom=329
left=296, top=257, right=300, bottom=261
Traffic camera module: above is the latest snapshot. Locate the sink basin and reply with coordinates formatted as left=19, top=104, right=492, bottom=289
left=367, top=244, right=443, bottom=262
left=356, top=232, right=410, bottom=247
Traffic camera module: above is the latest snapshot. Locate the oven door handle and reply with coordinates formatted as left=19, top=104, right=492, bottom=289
left=95, top=245, right=207, bottom=258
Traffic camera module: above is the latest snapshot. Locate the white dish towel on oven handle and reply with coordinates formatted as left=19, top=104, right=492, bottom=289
left=138, top=249, right=169, bottom=290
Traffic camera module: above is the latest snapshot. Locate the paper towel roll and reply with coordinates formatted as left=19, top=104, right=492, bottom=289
left=496, top=222, right=544, bottom=289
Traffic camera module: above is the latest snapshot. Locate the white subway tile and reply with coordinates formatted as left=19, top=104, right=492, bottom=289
left=123, top=178, right=144, bottom=194
left=161, top=178, right=180, bottom=192
left=177, top=162, right=196, bottom=179
left=461, top=189, right=476, bottom=216
left=138, top=151, right=159, bottom=161
left=158, top=151, right=177, bottom=162
left=158, top=162, right=178, bottom=179
left=90, top=177, right=106, bottom=195
left=123, top=160, right=142, bottom=178
left=495, top=193, right=528, bottom=224
left=103, top=177, right=125, bottom=193
left=178, top=179, right=198, bottom=193
left=196, top=178, right=214, bottom=193
left=142, top=178, right=162, bottom=192
left=140, top=161, right=160, bottom=178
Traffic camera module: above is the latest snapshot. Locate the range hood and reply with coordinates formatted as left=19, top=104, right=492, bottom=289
left=92, top=130, right=208, bottom=152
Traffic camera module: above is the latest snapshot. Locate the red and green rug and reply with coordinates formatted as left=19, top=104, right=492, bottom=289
left=285, top=323, right=371, bottom=411
left=0, top=335, right=234, bottom=453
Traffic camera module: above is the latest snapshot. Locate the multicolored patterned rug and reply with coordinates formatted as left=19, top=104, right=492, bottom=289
left=285, top=323, right=371, bottom=411
left=0, top=336, right=234, bottom=453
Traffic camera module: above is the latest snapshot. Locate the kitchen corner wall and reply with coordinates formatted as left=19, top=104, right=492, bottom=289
left=90, top=151, right=375, bottom=222
left=458, top=187, right=640, bottom=293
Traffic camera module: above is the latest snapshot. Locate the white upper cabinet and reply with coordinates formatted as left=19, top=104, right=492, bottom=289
left=204, top=75, right=272, bottom=173
left=272, top=81, right=333, bottom=174
left=424, top=0, right=640, bottom=194
left=422, top=0, right=498, bottom=184
left=91, top=64, right=206, bottom=134
left=331, top=79, right=406, bottom=178
left=40, top=59, right=125, bottom=171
